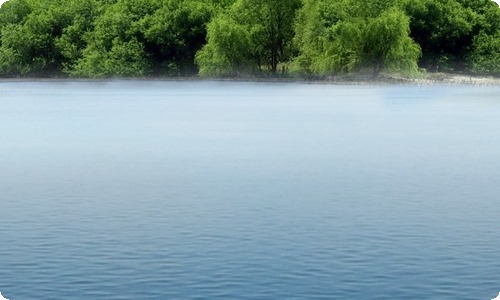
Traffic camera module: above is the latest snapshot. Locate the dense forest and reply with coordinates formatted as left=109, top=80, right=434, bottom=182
left=0, top=0, right=499, bottom=78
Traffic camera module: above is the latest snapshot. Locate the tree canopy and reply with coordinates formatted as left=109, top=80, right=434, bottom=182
left=0, top=0, right=499, bottom=77
left=403, top=0, right=500, bottom=73
left=293, top=0, right=421, bottom=76
left=196, top=0, right=301, bottom=76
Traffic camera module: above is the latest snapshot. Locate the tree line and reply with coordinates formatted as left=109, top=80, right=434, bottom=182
left=0, top=0, right=499, bottom=78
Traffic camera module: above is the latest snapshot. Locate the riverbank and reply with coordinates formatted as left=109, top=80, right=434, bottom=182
left=1, top=72, right=499, bottom=86
left=381, top=73, right=500, bottom=85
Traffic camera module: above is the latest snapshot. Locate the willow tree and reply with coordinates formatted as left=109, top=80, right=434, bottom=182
left=363, top=8, right=422, bottom=74
left=195, top=16, right=252, bottom=76
left=293, top=0, right=421, bottom=76
left=196, top=0, right=301, bottom=76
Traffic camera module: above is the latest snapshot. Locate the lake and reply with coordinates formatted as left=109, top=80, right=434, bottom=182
left=1, top=81, right=499, bottom=299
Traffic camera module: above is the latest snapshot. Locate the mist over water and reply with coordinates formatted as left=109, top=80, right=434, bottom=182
left=1, top=81, right=500, bottom=299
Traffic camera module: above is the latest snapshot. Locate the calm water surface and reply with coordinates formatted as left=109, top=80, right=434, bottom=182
left=1, top=81, right=499, bottom=299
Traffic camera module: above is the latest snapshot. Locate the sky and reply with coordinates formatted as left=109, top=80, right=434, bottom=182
left=0, top=0, right=499, bottom=8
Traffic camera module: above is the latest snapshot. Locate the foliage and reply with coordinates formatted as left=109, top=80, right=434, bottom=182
left=196, top=0, right=301, bottom=76
left=293, top=0, right=420, bottom=76
left=0, top=0, right=32, bottom=29
left=402, top=0, right=500, bottom=73
left=467, top=31, right=500, bottom=76
left=139, top=0, right=214, bottom=75
left=0, top=0, right=98, bottom=76
left=71, top=0, right=214, bottom=77
left=196, top=16, right=252, bottom=76
left=0, top=0, right=499, bottom=77
left=69, top=0, right=157, bottom=77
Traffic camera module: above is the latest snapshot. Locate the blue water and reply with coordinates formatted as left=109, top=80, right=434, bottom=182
left=1, top=81, right=499, bottom=299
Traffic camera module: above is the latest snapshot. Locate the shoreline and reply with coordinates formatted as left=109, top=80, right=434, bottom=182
left=380, top=73, right=500, bottom=86
left=1, top=73, right=499, bottom=86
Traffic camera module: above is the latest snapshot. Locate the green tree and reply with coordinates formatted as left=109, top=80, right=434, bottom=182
left=72, top=37, right=150, bottom=77
left=0, top=0, right=32, bottom=29
left=293, top=0, right=420, bottom=76
left=137, top=0, right=214, bottom=75
left=72, top=0, right=214, bottom=77
left=460, top=0, right=500, bottom=75
left=70, top=0, right=156, bottom=77
left=2, top=0, right=497, bottom=78
left=405, top=0, right=477, bottom=71
left=196, top=16, right=252, bottom=76
left=196, top=0, right=301, bottom=76
left=467, top=31, right=500, bottom=76
left=359, top=9, right=419, bottom=75
left=54, top=0, right=99, bottom=73
left=1, top=0, right=68, bottom=75
left=0, top=0, right=99, bottom=76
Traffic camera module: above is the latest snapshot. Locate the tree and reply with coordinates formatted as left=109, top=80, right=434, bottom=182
left=0, top=0, right=32, bottom=29
left=54, top=0, right=99, bottom=73
left=364, top=8, right=421, bottom=75
left=196, top=0, right=301, bottom=76
left=137, top=0, right=213, bottom=75
left=0, top=0, right=98, bottom=76
left=404, top=0, right=484, bottom=71
left=293, top=0, right=420, bottom=76
left=196, top=16, right=252, bottom=76
left=1, top=0, right=497, bottom=77
left=467, top=31, right=500, bottom=76
left=460, top=0, right=500, bottom=75
left=70, top=0, right=156, bottom=77
left=72, top=0, right=214, bottom=77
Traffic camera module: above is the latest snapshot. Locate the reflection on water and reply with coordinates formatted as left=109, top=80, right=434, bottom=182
left=1, top=81, right=500, bottom=299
